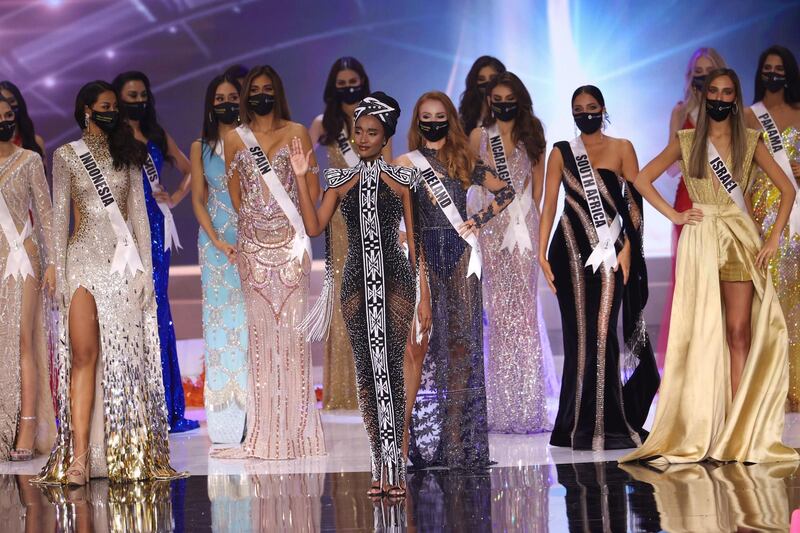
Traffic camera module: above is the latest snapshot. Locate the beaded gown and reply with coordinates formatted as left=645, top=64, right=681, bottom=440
left=408, top=147, right=509, bottom=469
left=473, top=127, right=558, bottom=433
left=549, top=141, right=659, bottom=451
left=621, top=130, right=797, bottom=464
left=325, top=157, right=415, bottom=487
left=750, top=125, right=800, bottom=411
left=143, top=141, right=198, bottom=433
left=37, top=132, right=178, bottom=483
left=198, top=140, right=248, bottom=443
left=0, top=148, right=56, bottom=460
left=321, top=144, right=358, bottom=410
left=213, top=143, right=325, bottom=460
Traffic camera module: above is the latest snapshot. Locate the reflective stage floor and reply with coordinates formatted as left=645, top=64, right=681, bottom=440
left=2, top=409, right=800, bottom=532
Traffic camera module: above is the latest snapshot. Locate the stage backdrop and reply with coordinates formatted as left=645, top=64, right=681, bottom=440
left=2, top=0, right=799, bottom=263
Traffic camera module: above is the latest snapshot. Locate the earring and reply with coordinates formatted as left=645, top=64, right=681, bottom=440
left=84, top=113, right=91, bottom=128
left=732, top=102, right=739, bottom=115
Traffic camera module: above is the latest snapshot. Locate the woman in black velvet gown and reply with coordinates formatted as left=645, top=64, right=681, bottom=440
left=539, top=85, right=659, bottom=450
left=294, top=92, right=424, bottom=499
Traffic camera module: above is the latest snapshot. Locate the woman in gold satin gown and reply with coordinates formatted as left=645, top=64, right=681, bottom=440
left=745, top=45, right=800, bottom=411
left=308, top=57, right=392, bottom=410
left=621, top=68, right=798, bottom=465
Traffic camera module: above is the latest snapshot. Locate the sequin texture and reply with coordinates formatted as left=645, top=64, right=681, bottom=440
left=750, top=126, right=800, bottom=411
left=35, top=132, right=180, bottom=483
left=212, top=145, right=325, bottom=460
left=472, top=128, right=558, bottom=434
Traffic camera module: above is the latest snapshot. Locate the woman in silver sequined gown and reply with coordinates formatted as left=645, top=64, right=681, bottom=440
left=35, top=81, right=179, bottom=484
left=0, top=97, right=56, bottom=462
left=397, top=91, right=515, bottom=470
left=468, top=72, right=558, bottom=434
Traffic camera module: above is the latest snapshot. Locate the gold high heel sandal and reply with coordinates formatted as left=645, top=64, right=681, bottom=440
left=10, top=416, right=36, bottom=462
left=66, top=450, right=90, bottom=486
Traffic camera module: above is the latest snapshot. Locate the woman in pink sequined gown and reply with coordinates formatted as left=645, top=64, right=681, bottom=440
left=468, top=72, right=558, bottom=433
left=213, top=66, right=325, bottom=460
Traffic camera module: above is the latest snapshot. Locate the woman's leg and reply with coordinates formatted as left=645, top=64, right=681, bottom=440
left=14, top=276, right=40, bottom=451
left=720, top=280, right=754, bottom=398
left=402, top=336, right=427, bottom=460
left=68, top=287, right=100, bottom=465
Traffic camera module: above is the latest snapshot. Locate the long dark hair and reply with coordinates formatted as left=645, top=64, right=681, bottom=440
left=320, top=56, right=370, bottom=145
left=111, top=70, right=172, bottom=164
left=0, top=80, right=43, bottom=157
left=689, top=69, right=748, bottom=180
left=483, top=72, right=546, bottom=165
left=754, top=45, right=800, bottom=105
left=458, top=55, right=506, bottom=136
left=240, top=65, right=291, bottom=125
left=74, top=80, right=146, bottom=170
left=201, top=73, right=241, bottom=155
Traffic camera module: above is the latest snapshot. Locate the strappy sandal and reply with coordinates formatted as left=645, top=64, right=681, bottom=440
left=385, top=485, right=406, bottom=500
left=66, top=450, right=90, bottom=486
left=10, top=416, right=36, bottom=462
left=366, top=481, right=384, bottom=498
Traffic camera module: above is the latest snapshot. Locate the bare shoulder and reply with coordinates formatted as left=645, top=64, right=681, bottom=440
left=393, top=152, right=413, bottom=167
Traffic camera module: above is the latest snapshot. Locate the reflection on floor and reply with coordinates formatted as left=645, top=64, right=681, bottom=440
left=1, top=461, right=799, bottom=532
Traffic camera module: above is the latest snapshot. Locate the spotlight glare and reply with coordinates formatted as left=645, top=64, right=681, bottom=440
left=43, top=76, right=55, bottom=88
left=105, top=49, right=115, bottom=59
left=168, top=25, right=177, bottom=34
left=45, top=0, right=63, bottom=7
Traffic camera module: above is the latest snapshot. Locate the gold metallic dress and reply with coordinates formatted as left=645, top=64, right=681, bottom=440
left=36, top=133, right=179, bottom=483
left=621, top=129, right=798, bottom=464
left=750, top=126, right=800, bottom=411
left=0, top=149, right=56, bottom=460
left=321, top=145, right=358, bottom=410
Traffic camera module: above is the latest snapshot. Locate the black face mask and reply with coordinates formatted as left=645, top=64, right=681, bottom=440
left=763, top=72, right=787, bottom=93
left=214, top=102, right=239, bottom=124
left=0, top=120, right=15, bottom=142
left=491, top=102, right=518, bottom=122
left=247, top=93, right=275, bottom=116
left=123, top=101, right=147, bottom=121
left=418, top=120, right=449, bottom=142
left=336, top=85, right=364, bottom=105
left=705, top=99, right=734, bottom=122
left=477, top=81, right=491, bottom=95
left=91, top=110, right=119, bottom=133
left=574, top=112, right=603, bottom=134
left=692, top=75, right=707, bottom=91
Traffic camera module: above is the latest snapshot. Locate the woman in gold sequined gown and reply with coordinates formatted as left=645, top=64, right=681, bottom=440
left=308, top=57, right=392, bottom=411
left=621, top=69, right=798, bottom=465
left=0, top=97, right=56, bottom=462
left=745, top=45, right=800, bottom=411
left=214, top=66, right=325, bottom=460
left=35, top=81, right=180, bottom=484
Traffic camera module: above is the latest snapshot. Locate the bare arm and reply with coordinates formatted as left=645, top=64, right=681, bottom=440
left=538, top=147, right=562, bottom=293
left=632, top=135, right=691, bottom=224
left=532, top=154, right=545, bottom=211
left=166, top=133, right=193, bottom=206
left=190, top=141, right=219, bottom=243
left=289, top=136, right=341, bottom=237
left=297, top=125, right=321, bottom=203
left=754, top=138, right=796, bottom=261
left=308, top=114, right=324, bottom=149
left=225, top=130, right=243, bottom=212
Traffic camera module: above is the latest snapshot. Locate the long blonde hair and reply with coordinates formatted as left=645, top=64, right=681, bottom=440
left=408, top=91, right=476, bottom=189
left=688, top=68, right=748, bottom=180
left=682, top=48, right=726, bottom=124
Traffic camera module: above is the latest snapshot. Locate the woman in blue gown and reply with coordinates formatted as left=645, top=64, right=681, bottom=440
left=113, top=71, right=199, bottom=433
left=190, top=73, right=249, bottom=443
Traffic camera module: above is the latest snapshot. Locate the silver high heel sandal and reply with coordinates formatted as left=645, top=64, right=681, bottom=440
left=10, top=416, right=36, bottom=462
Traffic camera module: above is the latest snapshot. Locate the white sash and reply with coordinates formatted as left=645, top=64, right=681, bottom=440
left=236, top=126, right=311, bottom=264
left=751, top=102, right=800, bottom=236
left=569, top=137, right=622, bottom=272
left=485, top=124, right=533, bottom=253
left=407, top=149, right=481, bottom=278
left=335, top=126, right=360, bottom=168
left=143, top=152, right=182, bottom=251
left=71, top=139, right=144, bottom=276
left=0, top=191, right=33, bottom=280
left=706, top=141, right=748, bottom=214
